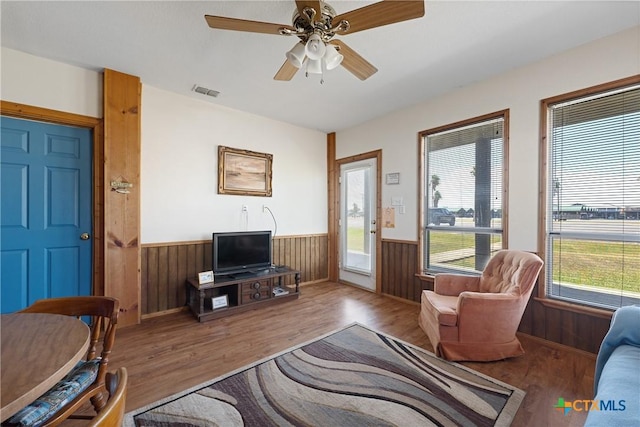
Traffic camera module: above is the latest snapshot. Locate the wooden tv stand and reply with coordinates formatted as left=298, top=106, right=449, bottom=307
left=185, top=267, right=300, bottom=322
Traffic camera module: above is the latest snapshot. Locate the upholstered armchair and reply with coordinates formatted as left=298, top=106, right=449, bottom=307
left=419, top=249, right=543, bottom=362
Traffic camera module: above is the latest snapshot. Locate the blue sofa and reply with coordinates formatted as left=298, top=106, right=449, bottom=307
left=584, top=305, right=640, bottom=426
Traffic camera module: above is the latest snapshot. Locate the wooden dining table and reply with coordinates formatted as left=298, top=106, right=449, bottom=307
left=0, top=312, right=90, bottom=422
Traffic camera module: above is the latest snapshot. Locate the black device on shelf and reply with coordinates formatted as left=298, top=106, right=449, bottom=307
left=212, top=230, right=272, bottom=276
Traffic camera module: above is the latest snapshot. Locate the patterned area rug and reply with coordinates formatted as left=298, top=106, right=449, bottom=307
left=125, top=323, right=524, bottom=426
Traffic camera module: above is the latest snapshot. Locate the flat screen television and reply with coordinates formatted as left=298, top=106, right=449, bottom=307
left=212, top=230, right=272, bottom=275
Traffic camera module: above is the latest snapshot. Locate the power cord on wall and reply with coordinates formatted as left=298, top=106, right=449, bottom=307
left=264, top=206, right=278, bottom=238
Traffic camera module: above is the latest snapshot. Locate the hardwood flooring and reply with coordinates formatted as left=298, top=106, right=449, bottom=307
left=106, top=281, right=595, bottom=426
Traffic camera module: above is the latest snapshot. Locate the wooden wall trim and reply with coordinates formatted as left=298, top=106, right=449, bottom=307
left=273, top=233, right=328, bottom=240
left=533, top=297, right=613, bottom=320
left=140, top=233, right=330, bottom=249
left=502, top=109, right=510, bottom=248
left=0, top=100, right=105, bottom=298
left=382, top=238, right=418, bottom=245
left=327, top=133, right=338, bottom=282
left=142, top=240, right=211, bottom=248
left=416, top=131, right=424, bottom=276
left=1, top=100, right=100, bottom=127
left=103, top=69, right=141, bottom=327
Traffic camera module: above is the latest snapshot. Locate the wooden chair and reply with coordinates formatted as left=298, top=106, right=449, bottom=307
left=5, top=297, right=119, bottom=427
left=88, top=368, right=128, bottom=427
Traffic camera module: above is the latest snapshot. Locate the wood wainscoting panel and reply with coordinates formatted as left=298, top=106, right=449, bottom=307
left=519, top=292, right=612, bottom=354
left=141, top=234, right=328, bottom=316
left=381, top=239, right=426, bottom=302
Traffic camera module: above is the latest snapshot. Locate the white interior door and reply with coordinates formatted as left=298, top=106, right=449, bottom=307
left=339, top=158, right=377, bottom=290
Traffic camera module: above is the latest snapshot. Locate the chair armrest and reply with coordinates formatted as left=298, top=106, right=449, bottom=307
left=434, top=274, right=481, bottom=296
left=456, top=292, right=523, bottom=342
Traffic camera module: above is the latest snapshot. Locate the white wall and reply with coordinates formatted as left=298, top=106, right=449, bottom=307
left=141, top=86, right=327, bottom=243
left=0, top=48, right=102, bottom=117
left=1, top=47, right=328, bottom=244
left=336, top=26, right=640, bottom=251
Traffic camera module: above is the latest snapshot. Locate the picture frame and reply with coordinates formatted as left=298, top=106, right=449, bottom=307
left=218, top=146, right=273, bottom=197
left=211, top=295, right=229, bottom=310
left=386, top=172, right=400, bottom=185
left=198, top=270, right=214, bottom=285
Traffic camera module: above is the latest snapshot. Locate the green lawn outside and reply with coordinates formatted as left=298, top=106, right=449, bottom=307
left=347, top=226, right=365, bottom=252
left=349, top=225, right=638, bottom=294
left=427, top=231, right=639, bottom=293
left=428, top=232, right=501, bottom=270
left=552, top=240, right=640, bottom=293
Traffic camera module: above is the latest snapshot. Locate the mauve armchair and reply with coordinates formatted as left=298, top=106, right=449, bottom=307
left=419, top=249, right=543, bottom=362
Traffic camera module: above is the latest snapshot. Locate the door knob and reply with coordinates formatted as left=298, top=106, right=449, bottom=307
left=80, top=233, right=91, bottom=240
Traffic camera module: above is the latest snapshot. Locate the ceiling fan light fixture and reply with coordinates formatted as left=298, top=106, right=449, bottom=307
left=286, top=41, right=306, bottom=68
left=306, top=58, right=323, bottom=75
left=305, top=33, right=326, bottom=60
left=323, top=44, right=343, bottom=70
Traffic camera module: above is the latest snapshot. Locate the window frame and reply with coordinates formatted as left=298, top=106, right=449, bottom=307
left=418, top=110, right=509, bottom=276
left=538, top=75, right=640, bottom=315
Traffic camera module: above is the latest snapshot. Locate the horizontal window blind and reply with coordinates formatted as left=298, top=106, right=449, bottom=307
left=547, top=85, right=640, bottom=309
left=424, top=116, right=504, bottom=274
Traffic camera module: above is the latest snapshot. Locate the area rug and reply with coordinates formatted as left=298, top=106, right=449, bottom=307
left=125, top=323, right=524, bottom=426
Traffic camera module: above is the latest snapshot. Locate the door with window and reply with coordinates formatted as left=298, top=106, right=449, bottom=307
left=339, top=157, right=377, bottom=291
left=1, top=116, right=93, bottom=313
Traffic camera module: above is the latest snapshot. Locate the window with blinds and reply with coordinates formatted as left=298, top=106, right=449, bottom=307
left=545, top=82, right=640, bottom=309
left=421, top=113, right=506, bottom=274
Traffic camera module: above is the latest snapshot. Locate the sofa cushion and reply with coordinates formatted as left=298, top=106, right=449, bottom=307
left=5, top=359, right=100, bottom=427
left=585, top=345, right=640, bottom=426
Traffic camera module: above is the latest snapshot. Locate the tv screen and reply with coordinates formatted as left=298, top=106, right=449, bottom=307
left=212, top=230, right=272, bottom=275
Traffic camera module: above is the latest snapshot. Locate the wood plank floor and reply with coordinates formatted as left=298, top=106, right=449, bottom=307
left=106, top=281, right=595, bottom=426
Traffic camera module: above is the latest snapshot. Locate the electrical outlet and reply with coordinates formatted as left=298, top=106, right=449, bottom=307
left=242, top=205, right=248, bottom=212
left=262, top=205, right=267, bottom=213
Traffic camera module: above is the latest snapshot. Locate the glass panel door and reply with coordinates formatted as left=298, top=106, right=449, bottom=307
left=339, top=158, right=377, bottom=290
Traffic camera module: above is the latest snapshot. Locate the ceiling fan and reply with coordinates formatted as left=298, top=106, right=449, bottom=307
left=204, top=0, right=425, bottom=82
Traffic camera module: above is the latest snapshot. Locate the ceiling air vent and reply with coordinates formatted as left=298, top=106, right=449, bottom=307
left=192, top=84, right=220, bottom=98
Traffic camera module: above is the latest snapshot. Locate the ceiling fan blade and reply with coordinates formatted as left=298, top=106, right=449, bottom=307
left=333, top=0, right=425, bottom=34
left=274, top=60, right=300, bottom=81
left=332, top=40, right=378, bottom=81
left=295, top=1, right=323, bottom=21
left=205, top=15, right=295, bottom=35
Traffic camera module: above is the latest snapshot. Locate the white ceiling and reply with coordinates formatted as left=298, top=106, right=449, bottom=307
left=1, top=1, right=639, bottom=132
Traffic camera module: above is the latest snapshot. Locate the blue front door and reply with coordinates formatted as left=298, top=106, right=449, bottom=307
left=1, top=116, right=93, bottom=313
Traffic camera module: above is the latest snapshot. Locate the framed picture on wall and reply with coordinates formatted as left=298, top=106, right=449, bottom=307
left=386, top=172, right=400, bottom=185
left=218, top=146, right=273, bottom=197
